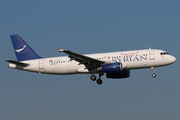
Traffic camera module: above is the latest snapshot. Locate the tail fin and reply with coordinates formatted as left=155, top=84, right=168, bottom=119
left=10, top=35, right=41, bottom=61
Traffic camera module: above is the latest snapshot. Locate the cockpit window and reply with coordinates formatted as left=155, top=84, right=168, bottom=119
left=160, top=52, right=168, bottom=55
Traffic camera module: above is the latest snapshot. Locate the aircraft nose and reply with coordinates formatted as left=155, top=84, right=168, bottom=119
left=170, top=55, right=176, bottom=63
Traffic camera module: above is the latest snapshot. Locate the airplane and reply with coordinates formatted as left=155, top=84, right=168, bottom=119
left=6, top=34, right=176, bottom=85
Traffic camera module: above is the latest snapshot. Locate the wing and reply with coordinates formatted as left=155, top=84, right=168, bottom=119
left=58, top=48, right=105, bottom=69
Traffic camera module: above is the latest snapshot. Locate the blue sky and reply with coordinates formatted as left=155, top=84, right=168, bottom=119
left=0, top=0, right=180, bottom=120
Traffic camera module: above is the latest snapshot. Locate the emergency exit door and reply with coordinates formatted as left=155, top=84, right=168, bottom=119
left=39, top=59, right=44, bottom=69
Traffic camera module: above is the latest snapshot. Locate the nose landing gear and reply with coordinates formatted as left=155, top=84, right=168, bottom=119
left=151, top=67, right=156, bottom=78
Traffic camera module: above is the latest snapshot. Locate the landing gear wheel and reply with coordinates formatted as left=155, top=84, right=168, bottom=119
left=151, top=67, right=156, bottom=78
left=152, top=73, right=156, bottom=78
left=90, top=75, right=96, bottom=81
left=96, top=79, right=102, bottom=85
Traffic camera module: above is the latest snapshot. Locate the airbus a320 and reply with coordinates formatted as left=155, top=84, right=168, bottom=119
left=6, top=35, right=176, bottom=85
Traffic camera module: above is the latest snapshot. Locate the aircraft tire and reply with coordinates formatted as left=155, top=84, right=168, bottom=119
left=90, top=75, right=96, bottom=81
left=96, top=79, right=102, bottom=85
left=152, top=73, right=156, bottom=78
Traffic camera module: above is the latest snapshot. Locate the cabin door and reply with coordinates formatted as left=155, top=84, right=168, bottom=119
left=39, top=59, right=44, bottom=69
left=149, top=50, right=155, bottom=60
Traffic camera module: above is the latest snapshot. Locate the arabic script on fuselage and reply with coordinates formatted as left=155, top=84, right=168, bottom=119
left=121, top=51, right=139, bottom=56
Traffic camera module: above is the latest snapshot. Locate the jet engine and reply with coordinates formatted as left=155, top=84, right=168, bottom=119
left=106, top=70, right=130, bottom=79
left=98, top=62, right=122, bottom=72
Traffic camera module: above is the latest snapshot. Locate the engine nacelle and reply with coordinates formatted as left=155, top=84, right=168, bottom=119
left=98, top=62, right=122, bottom=72
left=106, top=70, right=130, bottom=79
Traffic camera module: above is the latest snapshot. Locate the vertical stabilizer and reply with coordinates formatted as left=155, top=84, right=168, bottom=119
left=10, top=35, right=41, bottom=61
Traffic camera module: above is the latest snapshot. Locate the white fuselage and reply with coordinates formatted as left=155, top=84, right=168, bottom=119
left=8, top=49, right=176, bottom=75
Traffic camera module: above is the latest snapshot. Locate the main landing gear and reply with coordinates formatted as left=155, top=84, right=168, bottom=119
left=90, top=73, right=104, bottom=85
left=90, top=74, right=96, bottom=81
left=151, top=67, right=156, bottom=78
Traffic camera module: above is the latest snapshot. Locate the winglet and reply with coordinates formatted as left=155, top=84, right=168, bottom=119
left=58, top=48, right=64, bottom=53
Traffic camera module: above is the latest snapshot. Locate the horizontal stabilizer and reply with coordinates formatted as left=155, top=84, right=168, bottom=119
left=6, top=60, right=29, bottom=66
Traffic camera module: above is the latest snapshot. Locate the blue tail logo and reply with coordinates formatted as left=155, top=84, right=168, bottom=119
left=15, top=45, right=27, bottom=53
left=10, top=35, right=42, bottom=61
